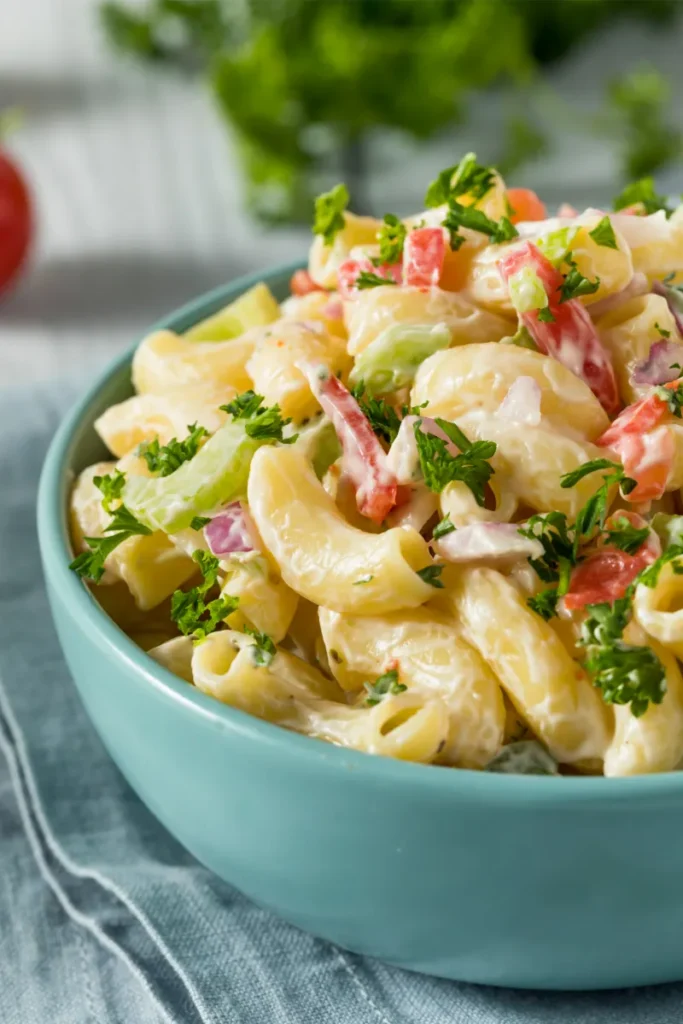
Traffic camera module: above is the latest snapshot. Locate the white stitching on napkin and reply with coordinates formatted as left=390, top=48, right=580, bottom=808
left=334, top=950, right=395, bottom=1024
left=0, top=702, right=176, bottom=1024
left=0, top=675, right=212, bottom=1024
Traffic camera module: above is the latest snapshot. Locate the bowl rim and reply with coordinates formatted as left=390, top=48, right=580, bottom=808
left=37, top=259, right=683, bottom=801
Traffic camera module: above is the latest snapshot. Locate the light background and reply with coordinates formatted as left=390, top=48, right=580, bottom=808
left=2, top=0, right=683, bottom=387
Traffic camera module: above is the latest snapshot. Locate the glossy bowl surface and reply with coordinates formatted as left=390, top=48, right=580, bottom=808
left=38, top=261, right=683, bottom=990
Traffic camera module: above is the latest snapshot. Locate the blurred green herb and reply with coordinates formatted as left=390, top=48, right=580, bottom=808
left=100, top=0, right=679, bottom=222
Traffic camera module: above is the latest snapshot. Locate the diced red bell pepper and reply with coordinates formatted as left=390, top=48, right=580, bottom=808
left=402, top=226, right=446, bottom=288
left=306, top=369, right=398, bottom=523
left=498, top=241, right=620, bottom=416
left=506, top=188, right=547, bottom=224
left=290, top=269, right=326, bottom=296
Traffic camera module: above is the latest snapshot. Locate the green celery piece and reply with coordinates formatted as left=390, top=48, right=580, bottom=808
left=291, top=417, right=342, bottom=479
left=348, top=322, right=451, bottom=396
left=184, top=282, right=280, bottom=342
left=123, top=421, right=261, bottom=533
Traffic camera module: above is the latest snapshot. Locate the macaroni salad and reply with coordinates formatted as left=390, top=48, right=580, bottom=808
left=69, top=157, right=683, bottom=777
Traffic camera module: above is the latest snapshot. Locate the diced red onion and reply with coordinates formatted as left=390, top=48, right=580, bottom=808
left=652, top=280, right=683, bottom=337
left=435, top=522, right=543, bottom=565
left=498, top=376, right=542, bottom=426
left=630, top=339, right=683, bottom=387
left=589, top=272, right=649, bottom=318
left=204, top=502, right=258, bottom=557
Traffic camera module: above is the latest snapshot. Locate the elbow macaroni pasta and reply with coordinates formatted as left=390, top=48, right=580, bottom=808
left=69, top=158, right=683, bottom=776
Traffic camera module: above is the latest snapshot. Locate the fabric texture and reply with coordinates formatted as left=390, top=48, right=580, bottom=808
left=3, top=393, right=683, bottom=1024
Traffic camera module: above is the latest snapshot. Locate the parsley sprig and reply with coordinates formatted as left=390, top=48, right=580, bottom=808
left=243, top=626, right=276, bottom=667
left=424, top=153, right=495, bottom=208
left=559, top=252, right=600, bottom=303
left=70, top=472, right=152, bottom=583
left=313, top=183, right=349, bottom=246
left=518, top=512, right=574, bottom=620
left=579, top=599, right=666, bottom=717
left=416, top=564, right=444, bottom=588
left=654, top=381, right=683, bottom=418
left=432, top=513, right=456, bottom=540
left=220, top=390, right=296, bottom=443
left=376, top=213, right=406, bottom=265
left=356, top=270, right=397, bottom=290
left=413, top=417, right=496, bottom=506
left=560, top=459, right=636, bottom=557
left=613, top=177, right=673, bottom=217
left=137, top=422, right=208, bottom=476
left=350, top=384, right=403, bottom=445
left=588, top=216, right=618, bottom=250
left=170, top=551, right=238, bottom=641
left=442, top=200, right=518, bottom=251
left=604, top=516, right=650, bottom=555
left=364, top=669, right=407, bottom=706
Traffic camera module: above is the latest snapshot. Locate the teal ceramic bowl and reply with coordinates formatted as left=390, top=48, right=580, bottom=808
left=38, top=262, right=683, bottom=991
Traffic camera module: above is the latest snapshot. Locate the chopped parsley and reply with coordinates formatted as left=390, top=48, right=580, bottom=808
left=243, top=626, right=276, bottom=667
left=604, top=516, right=650, bottom=555
left=518, top=512, right=575, bottom=620
left=559, top=253, right=600, bottom=303
left=654, top=381, right=683, bottom=418
left=654, top=321, right=671, bottom=338
left=350, top=384, right=403, bottom=445
left=137, top=422, right=208, bottom=476
left=579, top=599, right=667, bottom=717
left=588, top=216, right=618, bottom=250
left=70, top=501, right=152, bottom=583
left=353, top=574, right=374, bottom=585
left=613, top=177, right=673, bottom=217
left=355, top=270, right=397, bottom=290
left=413, top=417, right=496, bottom=505
left=364, top=669, right=407, bottom=706
left=425, top=153, right=495, bottom=208
left=635, top=544, right=683, bottom=590
left=537, top=307, right=556, bottom=323
left=416, top=564, right=444, bottom=588
left=560, top=458, right=636, bottom=556
left=442, top=200, right=518, bottom=251
left=527, top=588, right=561, bottom=622
left=313, top=183, right=349, bottom=246
left=190, top=516, right=211, bottom=531
left=93, top=470, right=126, bottom=513
left=376, top=213, right=406, bottom=264
left=170, top=551, right=238, bottom=642
left=432, top=513, right=456, bottom=540
left=220, top=390, right=296, bottom=443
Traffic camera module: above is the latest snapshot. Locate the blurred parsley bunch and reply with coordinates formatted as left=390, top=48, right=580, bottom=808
left=101, top=0, right=680, bottom=222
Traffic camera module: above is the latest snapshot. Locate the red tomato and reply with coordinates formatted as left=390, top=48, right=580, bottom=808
left=309, top=371, right=398, bottom=522
left=402, top=227, right=446, bottom=288
left=563, top=511, right=658, bottom=610
left=506, top=188, right=546, bottom=224
left=0, top=149, right=32, bottom=297
left=337, top=257, right=401, bottom=300
left=290, top=269, right=325, bottom=296
left=498, top=242, right=620, bottom=415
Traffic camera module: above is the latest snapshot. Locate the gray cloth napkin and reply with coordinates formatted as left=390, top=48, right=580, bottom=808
left=3, top=381, right=683, bottom=1023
